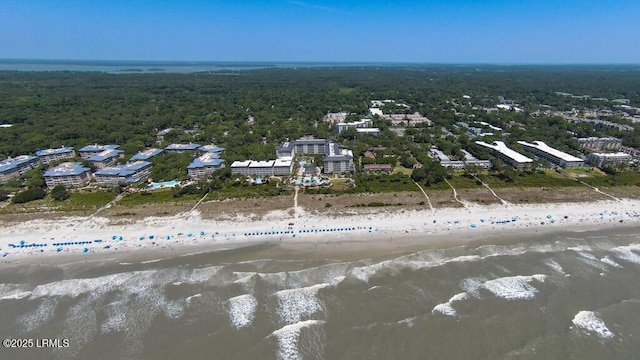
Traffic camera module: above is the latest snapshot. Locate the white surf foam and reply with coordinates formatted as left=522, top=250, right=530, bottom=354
left=276, top=283, right=329, bottom=325
left=480, top=275, right=546, bottom=300
left=1, top=290, right=31, bottom=300
left=233, top=272, right=258, bottom=293
left=432, top=302, right=457, bottom=316
left=228, top=294, right=258, bottom=329
left=432, top=292, right=469, bottom=316
left=460, top=277, right=486, bottom=297
left=185, top=293, right=202, bottom=303
left=398, top=316, right=417, bottom=327
left=183, top=266, right=224, bottom=284
left=262, top=263, right=350, bottom=289
left=572, top=311, right=615, bottom=339
left=600, top=256, right=623, bottom=268
left=545, top=260, right=566, bottom=274
left=271, top=320, right=324, bottom=360
left=610, top=244, right=640, bottom=265
left=17, top=298, right=58, bottom=334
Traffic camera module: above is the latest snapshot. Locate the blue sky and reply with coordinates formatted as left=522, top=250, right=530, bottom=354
left=1, top=0, right=638, bottom=63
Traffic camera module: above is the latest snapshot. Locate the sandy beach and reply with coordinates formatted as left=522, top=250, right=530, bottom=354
left=2, top=196, right=639, bottom=266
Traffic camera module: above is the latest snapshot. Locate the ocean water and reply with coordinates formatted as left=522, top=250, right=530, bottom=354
left=0, top=59, right=386, bottom=73
left=1, top=227, right=640, bottom=360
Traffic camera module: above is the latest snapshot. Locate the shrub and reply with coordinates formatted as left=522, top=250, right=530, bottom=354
left=12, top=188, right=46, bottom=204
left=51, top=185, right=70, bottom=201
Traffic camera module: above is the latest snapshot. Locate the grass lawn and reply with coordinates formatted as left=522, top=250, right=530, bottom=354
left=0, top=190, right=116, bottom=213
left=119, top=189, right=199, bottom=206
left=392, top=165, right=413, bottom=175
left=448, top=176, right=483, bottom=189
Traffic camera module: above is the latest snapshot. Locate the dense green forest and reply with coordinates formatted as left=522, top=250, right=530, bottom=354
left=1, top=65, right=640, bottom=208
left=1, top=65, right=639, bottom=159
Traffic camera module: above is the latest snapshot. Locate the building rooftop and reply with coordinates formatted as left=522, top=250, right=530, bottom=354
left=198, top=145, right=225, bottom=153
left=35, top=146, right=75, bottom=157
left=156, top=128, right=174, bottom=136
left=517, top=141, right=583, bottom=162
left=430, top=148, right=451, bottom=162
left=324, top=142, right=353, bottom=161
left=165, top=143, right=201, bottom=151
left=356, top=128, right=381, bottom=134
left=248, top=160, right=275, bottom=168
left=130, top=148, right=164, bottom=161
left=295, top=138, right=328, bottom=144
left=590, top=152, right=632, bottom=158
left=230, top=160, right=252, bottom=168
left=0, top=155, right=39, bottom=173
left=187, top=153, right=225, bottom=169
left=95, top=161, right=152, bottom=177
left=78, top=144, right=120, bottom=153
left=475, top=141, right=533, bottom=163
left=274, top=157, right=293, bottom=167
left=43, top=162, right=90, bottom=177
left=87, top=149, right=124, bottom=162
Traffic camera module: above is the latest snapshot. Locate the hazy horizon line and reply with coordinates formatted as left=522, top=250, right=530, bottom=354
left=1, top=58, right=639, bottom=67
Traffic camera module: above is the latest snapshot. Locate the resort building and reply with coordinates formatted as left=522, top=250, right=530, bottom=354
left=363, top=163, right=393, bottom=173
left=276, top=141, right=296, bottom=158
left=87, top=148, right=125, bottom=169
left=335, top=119, right=373, bottom=133
left=577, top=137, right=622, bottom=151
left=273, top=157, right=294, bottom=175
left=0, top=155, right=40, bottom=184
left=248, top=161, right=276, bottom=176
left=198, top=144, right=225, bottom=154
left=230, top=160, right=253, bottom=175
left=294, top=138, right=328, bottom=155
left=275, top=138, right=354, bottom=174
left=155, top=128, right=174, bottom=143
left=187, top=152, right=225, bottom=179
left=475, top=141, right=533, bottom=168
left=565, top=117, right=634, bottom=132
left=323, top=111, right=348, bottom=124
left=323, top=142, right=354, bottom=174
left=276, top=138, right=328, bottom=157
left=429, top=148, right=465, bottom=169
left=165, top=143, right=201, bottom=153
left=587, top=152, right=633, bottom=167
left=43, top=162, right=91, bottom=188
left=230, top=158, right=293, bottom=176
left=517, top=141, right=584, bottom=168
left=78, top=144, right=120, bottom=160
left=356, top=128, right=381, bottom=136
left=130, top=148, right=163, bottom=161
left=462, top=150, right=492, bottom=169
left=94, top=161, right=152, bottom=186
left=429, top=148, right=492, bottom=170
left=35, top=146, right=76, bottom=164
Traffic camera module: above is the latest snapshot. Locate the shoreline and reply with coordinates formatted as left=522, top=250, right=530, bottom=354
left=2, top=198, right=640, bottom=267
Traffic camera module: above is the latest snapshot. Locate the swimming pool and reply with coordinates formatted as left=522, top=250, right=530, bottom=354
left=148, top=180, right=179, bottom=189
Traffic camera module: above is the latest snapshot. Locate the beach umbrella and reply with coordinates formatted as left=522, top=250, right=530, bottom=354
left=118, top=236, right=123, bottom=241
left=57, top=247, right=63, bottom=252
left=149, top=235, right=154, bottom=240
left=187, top=232, right=193, bottom=237
left=471, top=224, right=477, bottom=228
left=200, top=231, right=205, bottom=236
left=166, top=235, right=171, bottom=240
left=82, top=248, right=89, bottom=253
left=112, top=236, right=117, bottom=240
